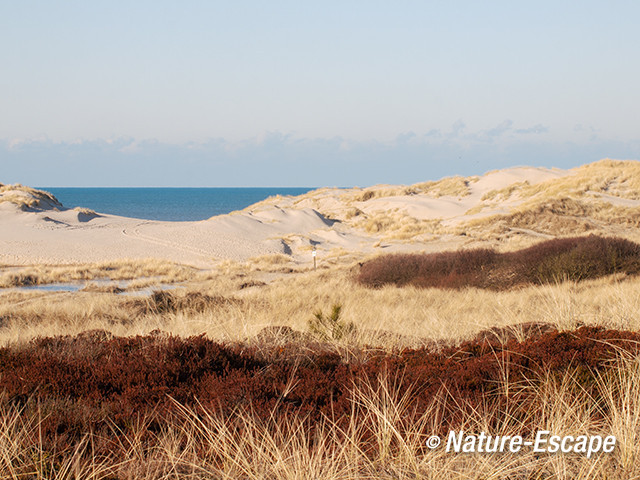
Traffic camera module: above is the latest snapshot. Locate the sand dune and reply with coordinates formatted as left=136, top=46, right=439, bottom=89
left=0, top=203, right=337, bottom=267
left=1, top=159, right=639, bottom=267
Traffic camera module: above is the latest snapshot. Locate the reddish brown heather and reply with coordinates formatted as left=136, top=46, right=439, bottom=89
left=357, top=235, right=640, bottom=289
left=1, top=326, right=639, bottom=457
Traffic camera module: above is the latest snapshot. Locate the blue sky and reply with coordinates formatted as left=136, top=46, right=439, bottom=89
left=1, top=1, right=639, bottom=186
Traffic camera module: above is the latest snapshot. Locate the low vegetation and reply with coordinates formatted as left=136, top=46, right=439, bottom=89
left=351, top=176, right=478, bottom=203
left=0, top=272, right=639, bottom=477
left=0, top=327, right=639, bottom=478
left=0, top=183, right=63, bottom=210
left=488, top=158, right=640, bottom=202
left=128, top=290, right=240, bottom=316
left=5, top=257, right=640, bottom=348
left=0, top=259, right=196, bottom=288
left=308, top=303, right=356, bottom=341
left=456, top=160, right=640, bottom=238
left=461, top=197, right=640, bottom=239
left=357, top=235, right=640, bottom=290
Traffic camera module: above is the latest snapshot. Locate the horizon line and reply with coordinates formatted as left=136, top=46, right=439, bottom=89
left=36, top=185, right=327, bottom=189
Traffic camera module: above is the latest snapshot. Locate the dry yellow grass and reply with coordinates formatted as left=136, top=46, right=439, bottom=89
left=351, top=210, right=441, bottom=240
left=0, top=259, right=197, bottom=288
left=452, top=160, right=640, bottom=242
left=459, top=198, right=640, bottom=239
left=412, top=174, right=479, bottom=198
left=0, top=183, right=62, bottom=209
left=343, top=175, right=478, bottom=204
left=481, top=180, right=531, bottom=202
left=0, top=192, right=41, bottom=209
left=247, top=253, right=293, bottom=266
left=72, top=206, right=98, bottom=216
left=468, top=160, right=640, bottom=226
left=477, top=159, right=640, bottom=201
left=147, top=359, right=640, bottom=479
left=521, top=158, right=640, bottom=200
left=3, top=260, right=640, bottom=349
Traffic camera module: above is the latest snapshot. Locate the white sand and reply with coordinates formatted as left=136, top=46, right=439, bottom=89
left=1, top=161, right=637, bottom=267
left=0, top=202, right=339, bottom=267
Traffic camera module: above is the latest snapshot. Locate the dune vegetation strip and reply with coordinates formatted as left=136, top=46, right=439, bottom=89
left=5, top=257, right=640, bottom=348
left=357, top=235, right=640, bottom=290
left=0, top=259, right=197, bottom=288
left=1, top=327, right=640, bottom=478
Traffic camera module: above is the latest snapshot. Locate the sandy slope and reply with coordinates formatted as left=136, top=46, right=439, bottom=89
left=1, top=159, right=639, bottom=267
left=0, top=203, right=336, bottom=267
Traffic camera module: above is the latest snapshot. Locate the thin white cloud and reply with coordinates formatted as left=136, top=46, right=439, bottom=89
left=485, top=120, right=514, bottom=137
left=515, top=124, right=549, bottom=135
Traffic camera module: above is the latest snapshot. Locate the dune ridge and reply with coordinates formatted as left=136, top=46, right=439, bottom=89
left=1, top=159, right=639, bottom=267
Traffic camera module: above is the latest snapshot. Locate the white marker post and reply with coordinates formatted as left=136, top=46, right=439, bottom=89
left=312, top=248, right=317, bottom=270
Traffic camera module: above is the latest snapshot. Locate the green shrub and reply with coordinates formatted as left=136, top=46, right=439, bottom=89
left=308, top=304, right=356, bottom=341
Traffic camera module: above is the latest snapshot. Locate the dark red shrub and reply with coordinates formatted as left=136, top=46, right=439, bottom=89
left=358, top=248, right=497, bottom=288
left=357, top=235, right=640, bottom=289
left=1, top=326, right=640, bottom=464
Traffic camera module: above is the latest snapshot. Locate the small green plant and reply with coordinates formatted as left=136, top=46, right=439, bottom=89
left=308, top=304, right=356, bottom=341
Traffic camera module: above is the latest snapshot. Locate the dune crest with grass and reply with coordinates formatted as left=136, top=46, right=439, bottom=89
left=245, top=158, right=640, bottom=245
left=2, top=159, right=640, bottom=269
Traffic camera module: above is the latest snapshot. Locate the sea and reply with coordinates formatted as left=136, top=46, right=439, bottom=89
left=41, top=187, right=316, bottom=222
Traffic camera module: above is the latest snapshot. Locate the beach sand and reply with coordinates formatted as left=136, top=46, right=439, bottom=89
left=2, top=159, right=639, bottom=267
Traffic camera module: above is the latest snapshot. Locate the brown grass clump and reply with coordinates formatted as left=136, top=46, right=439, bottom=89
left=0, top=192, right=41, bottom=209
left=5, top=272, right=40, bottom=287
left=357, top=235, right=640, bottom=289
left=249, top=253, right=291, bottom=265
left=127, top=290, right=241, bottom=316
left=247, top=253, right=294, bottom=272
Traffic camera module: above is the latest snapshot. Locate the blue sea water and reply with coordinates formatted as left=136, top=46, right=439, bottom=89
left=41, top=188, right=315, bottom=222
